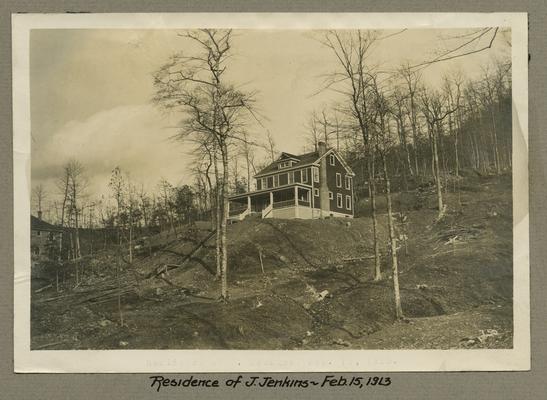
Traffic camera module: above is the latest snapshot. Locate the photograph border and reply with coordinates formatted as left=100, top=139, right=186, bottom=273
left=12, top=12, right=530, bottom=373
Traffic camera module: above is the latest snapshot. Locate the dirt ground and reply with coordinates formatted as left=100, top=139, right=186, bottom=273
left=31, top=173, right=513, bottom=350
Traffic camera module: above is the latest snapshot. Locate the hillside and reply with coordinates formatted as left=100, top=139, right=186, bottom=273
left=31, top=173, right=513, bottom=350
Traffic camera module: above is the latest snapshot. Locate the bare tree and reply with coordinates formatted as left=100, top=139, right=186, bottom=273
left=32, top=184, right=46, bottom=218
left=399, top=64, right=423, bottom=178
left=109, top=166, right=127, bottom=244
left=57, top=160, right=86, bottom=285
left=421, top=89, right=458, bottom=219
left=266, top=129, right=277, bottom=162
left=239, top=130, right=256, bottom=192
left=138, top=184, right=151, bottom=229
left=370, top=78, right=404, bottom=319
left=67, top=160, right=86, bottom=261
left=442, top=71, right=464, bottom=179
left=157, top=178, right=177, bottom=235
left=319, top=30, right=382, bottom=281
left=153, top=29, right=257, bottom=300
left=390, top=87, right=413, bottom=182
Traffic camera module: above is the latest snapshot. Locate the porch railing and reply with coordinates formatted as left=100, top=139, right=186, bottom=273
left=262, top=203, right=273, bottom=218
left=229, top=205, right=248, bottom=216
left=238, top=207, right=251, bottom=221
left=271, top=199, right=311, bottom=209
left=272, top=199, right=295, bottom=209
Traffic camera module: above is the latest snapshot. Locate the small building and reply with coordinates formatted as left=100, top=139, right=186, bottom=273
left=228, top=141, right=355, bottom=220
left=31, top=213, right=63, bottom=265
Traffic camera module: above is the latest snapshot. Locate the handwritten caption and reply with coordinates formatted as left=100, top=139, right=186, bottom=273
left=149, top=375, right=391, bottom=392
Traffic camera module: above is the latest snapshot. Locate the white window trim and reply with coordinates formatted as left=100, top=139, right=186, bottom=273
left=345, top=175, right=351, bottom=190
left=288, top=171, right=294, bottom=184
left=336, top=173, right=342, bottom=188
left=313, top=167, right=319, bottom=183
left=302, top=169, right=308, bottom=183
left=328, top=191, right=333, bottom=200
left=278, top=161, right=293, bottom=169
left=337, top=193, right=343, bottom=208
left=314, top=188, right=319, bottom=197
left=346, top=195, right=352, bottom=210
left=329, top=154, right=335, bottom=166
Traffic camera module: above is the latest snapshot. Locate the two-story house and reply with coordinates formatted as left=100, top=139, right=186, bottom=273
left=228, top=141, right=355, bottom=220
left=31, top=213, right=63, bottom=270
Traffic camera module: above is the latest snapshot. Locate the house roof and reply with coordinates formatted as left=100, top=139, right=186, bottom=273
left=254, top=148, right=355, bottom=178
left=255, top=150, right=320, bottom=177
left=31, top=215, right=63, bottom=232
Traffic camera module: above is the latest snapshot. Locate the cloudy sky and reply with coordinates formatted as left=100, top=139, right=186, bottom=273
left=30, top=28, right=510, bottom=199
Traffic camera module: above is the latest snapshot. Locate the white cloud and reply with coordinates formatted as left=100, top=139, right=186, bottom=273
left=32, top=104, right=194, bottom=196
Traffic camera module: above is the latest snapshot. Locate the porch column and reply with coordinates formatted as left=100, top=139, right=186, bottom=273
left=294, top=186, right=299, bottom=218
left=269, top=191, right=273, bottom=206
left=247, top=195, right=251, bottom=211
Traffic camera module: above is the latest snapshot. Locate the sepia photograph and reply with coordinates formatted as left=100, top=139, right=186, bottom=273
left=12, top=13, right=529, bottom=372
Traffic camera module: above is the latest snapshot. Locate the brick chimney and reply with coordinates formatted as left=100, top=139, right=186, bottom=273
left=317, top=141, right=330, bottom=216
left=317, top=141, right=327, bottom=156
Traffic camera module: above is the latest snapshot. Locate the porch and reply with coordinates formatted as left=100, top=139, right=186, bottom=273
left=228, top=184, right=316, bottom=220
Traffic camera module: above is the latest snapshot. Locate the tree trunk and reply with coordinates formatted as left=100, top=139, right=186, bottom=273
left=205, top=152, right=215, bottom=231
left=428, top=126, right=436, bottom=179
left=381, top=149, right=404, bottom=320
left=220, top=143, right=230, bottom=300
left=490, top=107, right=501, bottom=174
left=74, top=207, right=81, bottom=259
left=128, top=222, right=133, bottom=264
left=397, top=115, right=413, bottom=177
left=368, top=150, right=381, bottom=281
left=213, top=150, right=222, bottom=280
left=432, top=123, right=444, bottom=217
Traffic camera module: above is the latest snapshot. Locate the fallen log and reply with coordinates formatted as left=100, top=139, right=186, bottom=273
left=34, top=283, right=52, bottom=293
left=342, top=255, right=376, bottom=262
left=144, top=230, right=217, bottom=279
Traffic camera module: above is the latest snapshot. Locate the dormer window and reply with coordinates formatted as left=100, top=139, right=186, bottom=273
left=278, top=161, right=293, bottom=169
left=329, top=154, right=335, bottom=166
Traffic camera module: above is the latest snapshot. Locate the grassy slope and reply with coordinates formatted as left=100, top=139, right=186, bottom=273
left=31, top=174, right=513, bottom=350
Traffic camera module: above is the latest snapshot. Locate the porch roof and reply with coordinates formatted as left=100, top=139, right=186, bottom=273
left=228, top=183, right=313, bottom=201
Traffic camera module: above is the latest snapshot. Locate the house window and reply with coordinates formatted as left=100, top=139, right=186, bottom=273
left=314, top=188, right=319, bottom=197
left=346, top=195, right=352, bottom=210
left=262, top=178, right=267, bottom=189
left=278, top=161, right=292, bottom=169
left=302, top=169, right=308, bottom=183
left=267, top=176, right=274, bottom=188
left=329, top=154, right=335, bottom=166
left=336, top=173, right=342, bottom=188
left=279, top=173, right=288, bottom=186
left=337, top=193, right=343, bottom=208
left=273, top=174, right=279, bottom=187
left=345, top=175, right=351, bottom=190
left=36, top=230, right=41, bottom=236
left=313, top=167, right=319, bottom=183
left=294, top=170, right=301, bottom=183
left=256, top=179, right=262, bottom=190
left=288, top=171, right=294, bottom=184
left=328, top=191, right=333, bottom=200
